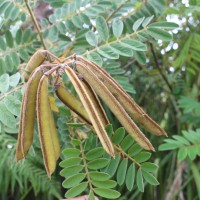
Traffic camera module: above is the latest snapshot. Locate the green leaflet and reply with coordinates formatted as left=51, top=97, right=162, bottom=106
left=65, top=182, right=88, bottom=198
left=112, top=19, right=124, bottom=38
left=117, top=158, right=128, bottom=185
left=0, top=102, right=17, bottom=128
left=4, top=95, right=21, bottom=117
left=141, top=162, right=158, bottom=172
left=121, top=39, right=147, bottom=51
left=62, top=173, right=86, bottom=188
left=148, top=21, right=179, bottom=29
left=110, top=43, right=133, bottom=57
left=142, top=15, right=154, bottom=27
left=120, top=135, right=134, bottom=151
left=9, top=73, right=20, bottom=85
left=62, top=148, right=81, bottom=158
left=97, top=46, right=119, bottom=59
left=128, top=143, right=143, bottom=157
left=85, top=147, right=105, bottom=160
left=87, top=158, right=109, bottom=170
left=106, top=153, right=121, bottom=177
left=87, top=52, right=103, bottom=66
left=60, top=165, right=83, bottom=177
left=86, top=31, right=98, bottom=47
left=146, top=27, right=172, bottom=41
left=15, top=28, right=22, bottom=44
left=112, top=127, right=125, bottom=144
left=90, top=172, right=110, bottom=181
left=92, top=180, right=117, bottom=189
left=59, top=157, right=82, bottom=168
left=133, top=152, right=152, bottom=163
left=0, top=73, right=9, bottom=93
left=126, top=164, right=135, bottom=191
left=94, top=188, right=120, bottom=199
left=72, top=15, right=83, bottom=28
left=133, top=51, right=146, bottom=64
left=5, top=30, right=13, bottom=48
left=142, top=171, right=159, bottom=185
left=0, top=37, right=6, bottom=51
left=133, top=17, right=145, bottom=31
left=136, top=168, right=144, bottom=192
left=5, top=55, right=14, bottom=72
left=96, top=16, right=109, bottom=41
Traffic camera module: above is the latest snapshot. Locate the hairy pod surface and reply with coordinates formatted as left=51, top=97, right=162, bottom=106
left=55, top=79, right=92, bottom=126
left=76, top=62, right=155, bottom=151
left=22, top=50, right=46, bottom=81
left=48, top=97, right=60, bottom=161
left=37, top=75, right=56, bottom=177
left=16, top=68, right=43, bottom=161
left=65, top=67, right=115, bottom=157
left=16, top=97, right=25, bottom=161
left=81, top=79, right=110, bottom=126
left=77, top=56, right=167, bottom=137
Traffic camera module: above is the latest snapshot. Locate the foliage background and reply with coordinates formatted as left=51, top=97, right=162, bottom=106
left=0, top=0, right=200, bottom=199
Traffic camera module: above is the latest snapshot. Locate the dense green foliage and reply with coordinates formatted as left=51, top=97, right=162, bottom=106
left=0, top=0, right=200, bottom=199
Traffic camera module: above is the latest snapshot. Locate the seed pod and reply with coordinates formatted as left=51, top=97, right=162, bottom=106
left=75, top=62, right=155, bottom=151
left=48, top=98, right=60, bottom=161
left=81, top=79, right=109, bottom=126
left=16, top=97, right=25, bottom=161
left=65, top=67, right=115, bottom=157
left=37, top=75, right=56, bottom=177
left=22, top=50, right=46, bottom=81
left=77, top=56, right=167, bottom=137
left=16, top=68, right=43, bottom=161
left=55, top=79, right=92, bottom=126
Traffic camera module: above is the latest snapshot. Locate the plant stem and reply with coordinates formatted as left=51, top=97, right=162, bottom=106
left=80, top=142, right=94, bottom=195
left=150, top=43, right=172, bottom=92
left=24, top=0, right=48, bottom=50
left=114, top=145, right=141, bottom=167
left=0, top=83, right=23, bottom=100
left=106, top=0, right=130, bottom=22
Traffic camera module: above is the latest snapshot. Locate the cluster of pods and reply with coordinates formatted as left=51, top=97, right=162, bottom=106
left=16, top=50, right=167, bottom=177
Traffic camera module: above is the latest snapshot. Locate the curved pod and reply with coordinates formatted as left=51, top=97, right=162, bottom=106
left=16, top=68, right=43, bottom=161
left=37, top=75, right=57, bottom=177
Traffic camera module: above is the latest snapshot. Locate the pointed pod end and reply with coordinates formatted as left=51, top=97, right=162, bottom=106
left=163, top=130, right=168, bottom=137
left=145, top=143, right=155, bottom=152
left=111, top=152, right=116, bottom=159
left=151, top=147, right=156, bottom=152
left=47, top=173, right=52, bottom=179
left=15, top=151, right=25, bottom=162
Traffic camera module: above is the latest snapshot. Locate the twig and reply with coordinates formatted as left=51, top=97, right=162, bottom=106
left=106, top=0, right=130, bottom=22
left=0, top=83, right=24, bottom=101
left=123, top=59, right=135, bottom=69
left=24, top=0, right=48, bottom=50
left=150, top=43, right=181, bottom=128
left=150, top=43, right=173, bottom=92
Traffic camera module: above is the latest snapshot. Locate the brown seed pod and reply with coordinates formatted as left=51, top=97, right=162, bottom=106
left=22, top=50, right=46, bottom=81
left=16, top=68, right=43, bottom=161
left=75, top=61, right=155, bottom=151
left=76, top=56, right=167, bottom=137
left=36, top=75, right=57, bottom=177
left=55, top=78, right=92, bottom=126
left=65, top=67, right=115, bottom=157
